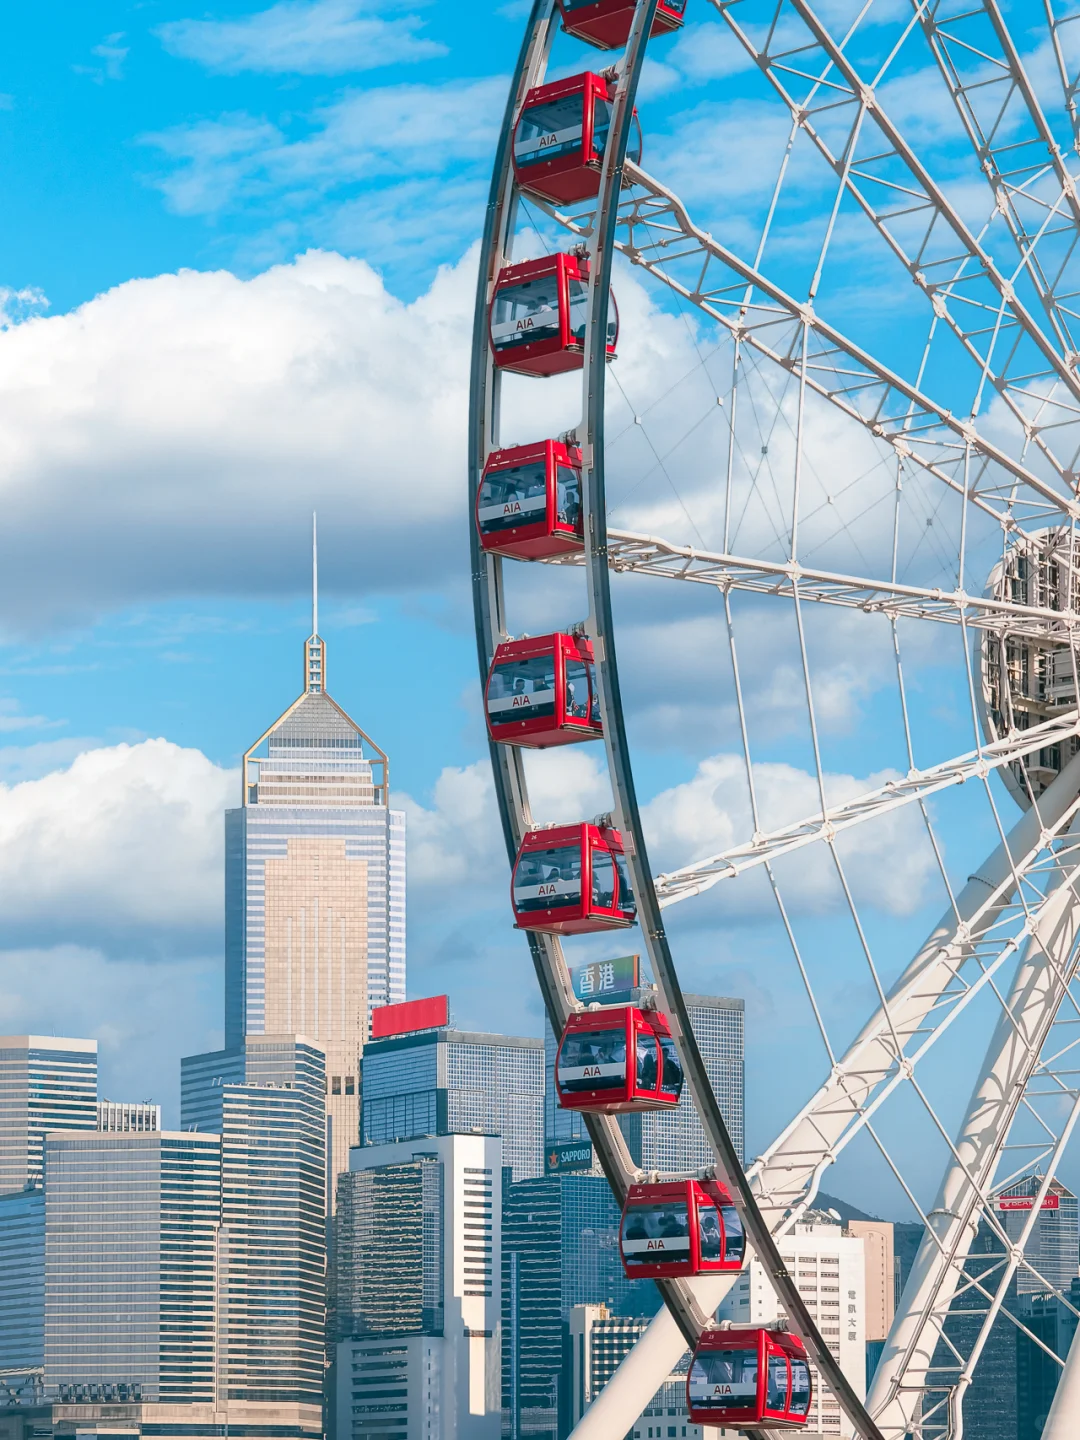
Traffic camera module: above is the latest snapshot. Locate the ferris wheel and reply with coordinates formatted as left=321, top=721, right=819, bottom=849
left=467, top=1, right=1080, bottom=1436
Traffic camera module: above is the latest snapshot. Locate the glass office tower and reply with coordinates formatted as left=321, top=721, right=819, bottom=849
left=361, top=1024, right=544, bottom=1181
left=0, top=1187, right=45, bottom=1374
left=0, top=1133, right=220, bottom=1403
left=0, top=1036, right=97, bottom=1195
left=334, top=1158, right=445, bottom=1340
left=336, top=1132, right=503, bottom=1440
left=225, top=626, right=405, bottom=1198
left=999, top=1175, right=1079, bottom=1293
left=181, top=1035, right=326, bottom=1432
left=502, top=1175, right=656, bottom=1440
left=43, top=1131, right=221, bottom=1403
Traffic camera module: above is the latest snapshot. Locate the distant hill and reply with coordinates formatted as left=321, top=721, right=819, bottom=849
left=815, top=1191, right=884, bottom=1223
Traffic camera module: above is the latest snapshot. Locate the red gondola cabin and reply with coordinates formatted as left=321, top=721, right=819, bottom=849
left=476, top=440, right=584, bottom=560
left=486, top=633, right=602, bottom=748
left=512, top=822, right=634, bottom=934
left=556, top=1005, right=683, bottom=1113
left=558, top=0, right=686, bottom=49
left=490, top=253, right=617, bottom=377
left=512, top=72, right=641, bottom=204
left=619, top=1179, right=745, bottom=1279
left=687, top=1328, right=812, bottom=1429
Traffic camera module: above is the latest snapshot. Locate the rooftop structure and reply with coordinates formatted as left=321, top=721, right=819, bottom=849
left=97, top=1100, right=160, bottom=1133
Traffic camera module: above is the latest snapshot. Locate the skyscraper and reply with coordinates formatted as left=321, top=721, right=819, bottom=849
left=224, top=537, right=406, bottom=1196
left=999, top=1174, right=1079, bottom=1293
left=0, top=1131, right=220, bottom=1409
left=0, top=1036, right=97, bottom=1195
left=543, top=991, right=745, bottom=1172
left=361, top=1015, right=544, bottom=1181
left=502, top=1175, right=656, bottom=1440
left=335, top=1132, right=503, bottom=1440
left=44, top=1130, right=221, bottom=1404
left=334, top=1156, right=445, bottom=1340
left=0, top=1187, right=44, bottom=1376
left=182, top=1034, right=326, bottom=1438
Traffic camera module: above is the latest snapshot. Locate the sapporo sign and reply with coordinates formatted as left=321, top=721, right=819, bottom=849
left=545, top=1140, right=594, bottom=1175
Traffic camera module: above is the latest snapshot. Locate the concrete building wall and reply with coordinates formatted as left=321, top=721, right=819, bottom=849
left=848, top=1221, right=895, bottom=1343
left=336, top=1333, right=443, bottom=1440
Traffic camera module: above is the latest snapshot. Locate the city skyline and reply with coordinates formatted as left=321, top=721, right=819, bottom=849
left=5, top=6, right=1080, bottom=1440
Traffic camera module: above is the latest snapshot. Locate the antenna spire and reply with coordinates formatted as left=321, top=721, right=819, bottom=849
left=312, top=511, right=319, bottom=638
left=305, top=514, right=324, bottom=693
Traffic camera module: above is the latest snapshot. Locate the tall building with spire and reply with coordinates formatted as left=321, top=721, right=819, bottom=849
left=225, top=520, right=406, bottom=1197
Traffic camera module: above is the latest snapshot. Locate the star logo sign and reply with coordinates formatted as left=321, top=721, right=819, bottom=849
left=548, top=1150, right=559, bottom=1168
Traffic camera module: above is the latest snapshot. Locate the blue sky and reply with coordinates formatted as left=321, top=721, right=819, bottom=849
left=0, top=0, right=1073, bottom=1221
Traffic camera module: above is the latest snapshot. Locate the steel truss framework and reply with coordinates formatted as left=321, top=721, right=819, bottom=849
left=469, top=2, right=1080, bottom=1438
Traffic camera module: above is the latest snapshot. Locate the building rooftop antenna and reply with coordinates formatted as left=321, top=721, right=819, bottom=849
left=312, top=510, right=319, bottom=640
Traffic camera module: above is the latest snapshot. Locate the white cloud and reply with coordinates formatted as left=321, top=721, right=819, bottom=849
left=157, top=0, right=446, bottom=76
left=0, top=738, right=103, bottom=784
left=0, top=946, right=221, bottom=1125
left=0, top=232, right=989, bottom=646
left=141, top=79, right=505, bottom=219
left=643, top=753, right=938, bottom=918
left=400, top=748, right=612, bottom=891
left=0, top=739, right=233, bottom=948
left=0, top=249, right=476, bottom=627
left=0, top=699, right=58, bottom=733
left=73, top=32, right=129, bottom=85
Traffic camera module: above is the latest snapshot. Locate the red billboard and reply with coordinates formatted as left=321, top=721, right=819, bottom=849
left=998, top=1193, right=1060, bottom=1211
left=371, top=994, right=450, bottom=1040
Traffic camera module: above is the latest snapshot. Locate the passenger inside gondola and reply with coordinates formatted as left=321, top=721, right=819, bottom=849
left=564, top=655, right=599, bottom=721
left=591, top=847, right=617, bottom=909
left=512, top=844, right=583, bottom=911
left=488, top=654, right=559, bottom=722
left=555, top=465, right=582, bottom=530
left=659, top=1033, right=682, bottom=1097
left=636, top=1031, right=659, bottom=1090
left=491, top=274, right=562, bottom=350
left=698, top=1205, right=723, bottom=1262
left=688, top=1347, right=760, bottom=1415
left=567, top=275, right=617, bottom=347
left=557, top=1027, right=627, bottom=1091
left=622, top=1200, right=692, bottom=1269
left=614, top=850, right=636, bottom=911
left=720, top=1199, right=745, bottom=1264
left=477, top=460, right=548, bottom=534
